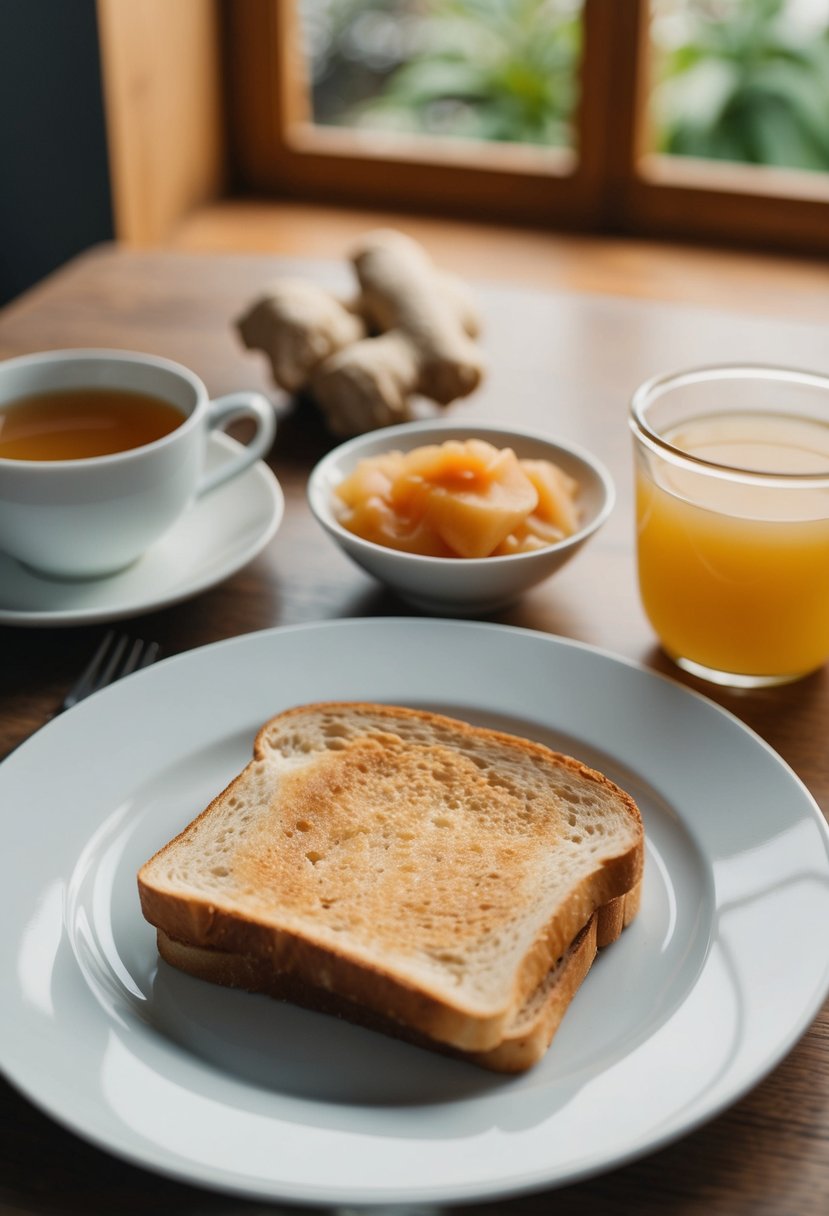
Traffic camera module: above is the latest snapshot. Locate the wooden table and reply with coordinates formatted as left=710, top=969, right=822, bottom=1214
left=1, top=245, right=828, bottom=1216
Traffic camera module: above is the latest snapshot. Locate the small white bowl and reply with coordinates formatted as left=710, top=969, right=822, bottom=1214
left=308, top=420, right=614, bottom=614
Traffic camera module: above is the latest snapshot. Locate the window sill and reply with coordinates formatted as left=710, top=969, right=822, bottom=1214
left=165, top=198, right=829, bottom=323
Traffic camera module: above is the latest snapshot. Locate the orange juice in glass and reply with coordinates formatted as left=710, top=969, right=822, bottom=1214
left=630, top=365, right=829, bottom=687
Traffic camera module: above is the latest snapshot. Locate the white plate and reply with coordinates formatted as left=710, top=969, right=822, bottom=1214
left=0, top=433, right=284, bottom=627
left=2, top=619, right=828, bottom=1206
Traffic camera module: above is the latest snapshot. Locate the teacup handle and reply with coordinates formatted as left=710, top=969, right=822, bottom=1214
left=197, top=392, right=277, bottom=497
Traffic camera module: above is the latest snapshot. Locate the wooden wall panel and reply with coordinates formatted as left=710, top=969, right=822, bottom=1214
left=96, top=0, right=228, bottom=244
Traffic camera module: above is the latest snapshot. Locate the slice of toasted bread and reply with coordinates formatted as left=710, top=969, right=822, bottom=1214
left=139, top=702, right=643, bottom=1053
left=153, top=886, right=640, bottom=1073
left=156, top=914, right=598, bottom=1073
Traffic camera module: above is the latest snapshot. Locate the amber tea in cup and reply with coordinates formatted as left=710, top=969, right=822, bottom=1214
left=0, top=348, right=276, bottom=578
left=0, top=388, right=184, bottom=461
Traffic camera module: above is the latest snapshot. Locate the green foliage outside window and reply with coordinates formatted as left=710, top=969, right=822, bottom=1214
left=653, top=0, right=829, bottom=171
left=349, top=0, right=581, bottom=146
left=302, top=0, right=829, bottom=171
left=302, top=0, right=582, bottom=146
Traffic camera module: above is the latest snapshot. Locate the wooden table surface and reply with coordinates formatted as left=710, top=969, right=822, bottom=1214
left=1, top=244, right=828, bottom=1216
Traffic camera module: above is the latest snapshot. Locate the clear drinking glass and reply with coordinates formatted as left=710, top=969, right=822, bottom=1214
left=630, top=364, right=829, bottom=688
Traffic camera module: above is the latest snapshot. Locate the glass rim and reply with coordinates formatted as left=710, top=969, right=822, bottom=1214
left=629, top=362, right=829, bottom=485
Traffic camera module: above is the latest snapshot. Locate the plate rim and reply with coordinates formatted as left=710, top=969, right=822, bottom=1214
left=2, top=618, right=828, bottom=1205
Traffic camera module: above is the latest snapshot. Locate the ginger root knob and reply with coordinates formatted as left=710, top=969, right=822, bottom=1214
left=236, top=230, right=485, bottom=436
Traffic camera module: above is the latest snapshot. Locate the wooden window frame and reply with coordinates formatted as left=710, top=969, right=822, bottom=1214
left=611, top=2, right=829, bottom=252
left=226, top=0, right=829, bottom=254
left=95, top=0, right=829, bottom=253
left=227, top=0, right=609, bottom=229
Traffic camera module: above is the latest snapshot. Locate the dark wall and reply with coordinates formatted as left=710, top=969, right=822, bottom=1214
left=0, top=0, right=114, bottom=307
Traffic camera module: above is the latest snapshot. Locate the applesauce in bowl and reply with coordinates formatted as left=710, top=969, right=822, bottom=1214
left=308, top=421, right=614, bottom=615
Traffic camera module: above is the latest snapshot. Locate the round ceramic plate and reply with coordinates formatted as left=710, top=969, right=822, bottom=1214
left=1, top=619, right=828, bottom=1205
left=0, top=433, right=284, bottom=626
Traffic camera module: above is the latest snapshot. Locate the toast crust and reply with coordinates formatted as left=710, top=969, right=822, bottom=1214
left=152, top=890, right=635, bottom=1073
left=156, top=915, right=600, bottom=1074
left=139, top=702, right=643, bottom=1052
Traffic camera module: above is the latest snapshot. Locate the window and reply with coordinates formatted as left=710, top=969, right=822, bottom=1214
left=228, top=0, right=829, bottom=251
left=300, top=0, right=583, bottom=153
left=647, top=0, right=829, bottom=174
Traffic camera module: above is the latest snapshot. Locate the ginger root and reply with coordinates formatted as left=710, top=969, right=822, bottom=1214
left=237, top=279, right=366, bottom=395
left=236, top=230, right=485, bottom=436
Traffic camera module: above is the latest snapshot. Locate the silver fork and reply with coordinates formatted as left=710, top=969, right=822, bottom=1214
left=5, top=632, right=161, bottom=759
left=60, top=630, right=161, bottom=711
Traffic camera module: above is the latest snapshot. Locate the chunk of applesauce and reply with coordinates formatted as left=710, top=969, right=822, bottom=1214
left=333, top=439, right=580, bottom=559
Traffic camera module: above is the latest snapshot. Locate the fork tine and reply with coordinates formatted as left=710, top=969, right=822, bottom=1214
left=62, top=629, right=117, bottom=708
left=118, top=637, right=162, bottom=679
left=137, top=640, right=161, bottom=670
left=95, top=632, right=129, bottom=691
left=118, top=636, right=148, bottom=679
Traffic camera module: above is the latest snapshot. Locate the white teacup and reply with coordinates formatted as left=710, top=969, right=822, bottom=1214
left=0, top=348, right=277, bottom=579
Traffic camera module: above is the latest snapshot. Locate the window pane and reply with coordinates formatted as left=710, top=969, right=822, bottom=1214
left=298, top=0, right=584, bottom=149
left=648, top=0, right=829, bottom=173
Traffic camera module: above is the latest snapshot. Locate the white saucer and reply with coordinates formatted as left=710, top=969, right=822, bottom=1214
left=0, top=433, right=284, bottom=627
